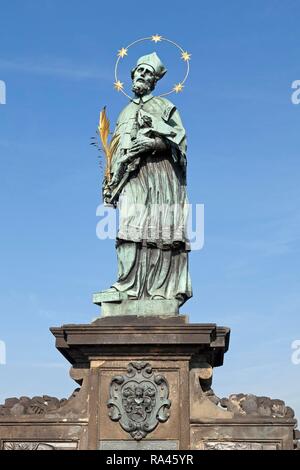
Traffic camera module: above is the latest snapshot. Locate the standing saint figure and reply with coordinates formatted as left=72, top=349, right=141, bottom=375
left=103, top=52, right=192, bottom=307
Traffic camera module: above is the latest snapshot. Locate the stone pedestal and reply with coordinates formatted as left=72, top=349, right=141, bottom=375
left=50, top=315, right=229, bottom=450
left=0, top=315, right=298, bottom=450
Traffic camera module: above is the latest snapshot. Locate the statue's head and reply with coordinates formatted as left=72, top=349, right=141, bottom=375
left=131, top=52, right=167, bottom=97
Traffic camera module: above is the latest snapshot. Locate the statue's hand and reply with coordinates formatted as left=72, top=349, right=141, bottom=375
left=130, top=136, right=155, bottom=156
left=102, top=184, right=112, bottom=204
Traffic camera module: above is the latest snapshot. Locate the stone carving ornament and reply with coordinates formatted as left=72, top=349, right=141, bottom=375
left=204, top=441, right=278, bottom=451
left=4, top=442, right=55, bottom=450
left=219, top=394, right=295, bottom=418
left=0, top=395, right=66, bottom=416
left=107, top=362, right=171, bottom=440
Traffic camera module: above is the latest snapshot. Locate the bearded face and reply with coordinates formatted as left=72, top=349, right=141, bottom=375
left=132, top=65, right=156, bottom=96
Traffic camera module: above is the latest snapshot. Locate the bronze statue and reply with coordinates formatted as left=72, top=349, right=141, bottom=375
left=95, top=51, right=192, bottom=315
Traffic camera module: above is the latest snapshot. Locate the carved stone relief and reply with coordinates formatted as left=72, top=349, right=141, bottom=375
left=108, top=361, right=171, bottom=440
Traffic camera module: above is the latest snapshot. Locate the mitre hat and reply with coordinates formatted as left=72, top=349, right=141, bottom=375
left=131, top=52, right=167, bottom=80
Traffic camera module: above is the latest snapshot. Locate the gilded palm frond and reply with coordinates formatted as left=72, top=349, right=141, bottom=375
left=98, top=107, right=109, bottom=154
left=98, top=107, right=119, bottom=181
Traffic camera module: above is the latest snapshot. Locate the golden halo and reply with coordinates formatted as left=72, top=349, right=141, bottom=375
left=114, top=35, right=191, bottom=99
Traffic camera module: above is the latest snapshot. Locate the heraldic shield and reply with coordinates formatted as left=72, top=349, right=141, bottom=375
left=107, top=361, right=171, bottom=440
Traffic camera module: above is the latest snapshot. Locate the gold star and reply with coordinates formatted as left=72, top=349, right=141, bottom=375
left=173, top=83, right=184, bottom=93
left=151, top=34, right=162, bottom=43
left=114, top=80, right=124, bottom=92
left=117, top=47, right=128, bottom=58
left=181, top=51, right=191, bottom=62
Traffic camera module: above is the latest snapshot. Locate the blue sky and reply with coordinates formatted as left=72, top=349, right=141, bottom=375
left=0, top=0, right=299, bottom=419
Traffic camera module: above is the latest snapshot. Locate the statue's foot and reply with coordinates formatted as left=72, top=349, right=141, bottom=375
left=101, top=287, right=118, bottom=294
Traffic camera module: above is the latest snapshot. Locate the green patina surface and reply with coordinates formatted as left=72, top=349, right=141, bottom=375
left=97, top=53, right=192, bottom=315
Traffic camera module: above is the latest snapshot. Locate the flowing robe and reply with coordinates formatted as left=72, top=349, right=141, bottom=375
left=107, top=94, right=192, bottom=305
